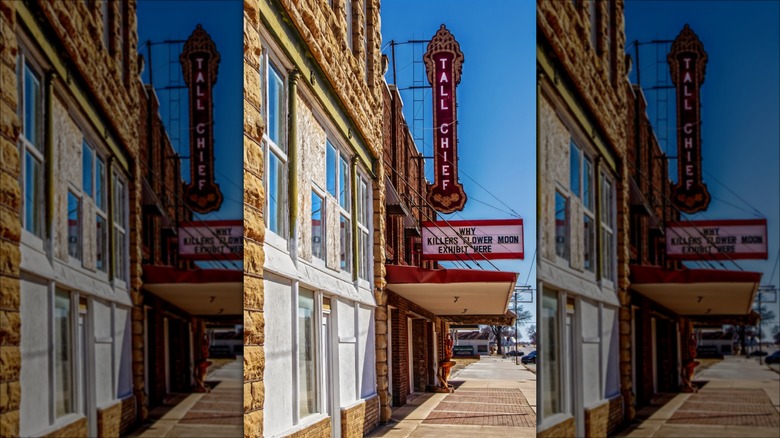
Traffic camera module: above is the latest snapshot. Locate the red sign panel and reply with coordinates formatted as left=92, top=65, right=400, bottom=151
left=668, top=25, right=710, bottom=213
left=181, top=25, right=223, bottom=213
left=424, top=25, right=467, bottom=213
left=666, top=219, right=768, bottom=260
left=421, top=219, right=524, bottom=261
left=179, top=220, right=242, bottom=261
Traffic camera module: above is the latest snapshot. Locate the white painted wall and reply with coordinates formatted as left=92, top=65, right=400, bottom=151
left=93, top=300, right=113, bottom=406
left=358, top=305, right=375, bottom=398
left=263, top=276, right=294, bottom=435
left=114, top=306, right=132, bottom=398
left=580, top=300, right=600, bottom=407
left=337, top=299, right=357, bottom=405
left=19, top=277, right=51, bottom=436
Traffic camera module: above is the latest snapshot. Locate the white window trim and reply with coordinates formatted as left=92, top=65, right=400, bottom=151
left=259, top=34, right=291, bottom=250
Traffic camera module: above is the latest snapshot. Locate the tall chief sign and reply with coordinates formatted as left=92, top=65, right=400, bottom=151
left=668, top=24, right=710, bottom=213
left=424, top=25, right=467, bottom=213
left=181, top=25, right=223, bottom=213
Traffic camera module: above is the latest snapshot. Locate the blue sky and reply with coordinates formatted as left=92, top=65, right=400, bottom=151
left=624, top=1, right=780, bottom=337
left=381, top=1, right=538, bottom=338
left=136, top=0, right=244, bottom=223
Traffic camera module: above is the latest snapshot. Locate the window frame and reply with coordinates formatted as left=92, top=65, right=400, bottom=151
left=356, top=173, right=372, bottom=283
left=112, top=169, right=129, bottom=284
left=261, top=43, right=290, bottom=247
left=600, top=170, right=616, bottom=283
left=17, top=44, right=47, bottom=243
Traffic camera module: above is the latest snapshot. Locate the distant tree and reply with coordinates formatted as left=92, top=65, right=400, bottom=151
left=773, top=325, right=780, bottom=346
left=527, top=325, right=537, bottom=345
left=484, top=305, right=532, bottom=354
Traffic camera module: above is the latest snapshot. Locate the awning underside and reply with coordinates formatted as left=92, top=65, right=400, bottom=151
left=142, top=265, right=243, bottom=316
left=386, top=265, right=518, bottom=323
left=630, top=265, right=761, bottom=317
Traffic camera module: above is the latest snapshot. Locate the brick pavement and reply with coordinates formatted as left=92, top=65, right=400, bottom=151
left=423, top=388, right=536, bottom=427
left=667, top=388, right=779, bottom=427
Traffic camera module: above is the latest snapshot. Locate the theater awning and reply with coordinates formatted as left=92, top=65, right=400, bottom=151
left=142, top=265, right=242, bottom=316
left=386, top=265, right=518, bottom=324
left=630, top=265, right=761, bottom=317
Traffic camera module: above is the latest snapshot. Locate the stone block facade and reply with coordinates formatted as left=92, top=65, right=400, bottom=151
left=0, top=1, right=22, bottom=436
left=97, top=401, right=122, bottom=438
left=243, top=3, right=267, bottom=437
left=41, top=417, right=88, bottom=438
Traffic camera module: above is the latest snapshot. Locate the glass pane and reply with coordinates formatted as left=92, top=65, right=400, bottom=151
left=584, top=214, right=595, bottom=273
left=555, top=192, right=568, bottom=260
left=583, top=157, right=593, bottom=210
left=24, top=151, right=44, bottom=237
left=268, top=151, right=285, bottom=235
left=24, top=63, right=42, bottom=150
left=298, top=289, right=317, bottom=418
left=96, top=215, right=107, bottom=272
left=570, top=141, right=580, bottom=198
left=327, top=142, right=337, bottom=197
left=83, top=142, right=93, bottom=198
left=339, top=155, right=350, bottom=211
left=359, top=231, right=369, bottom=280
left=54, top=290, right=73, bottom=418
left=67, top=192, right=81, bottom=260
left=311, top=192, right=323, bottom=260
left=114, top=230, right=126, bottom=280
left=268, top=63, right=285, bottom=150
left=541, top=290, right=560, bottom=417
left=96, top=157, right=106, bottom=210
left=113, top=176, right=125, bottom=225
left=340, top=215, right=351, bottom=272
left=359, top=178, right=369, bottom=225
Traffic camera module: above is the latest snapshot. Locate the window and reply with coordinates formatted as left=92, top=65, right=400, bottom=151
left=95, top=157, right=108, bottom=272
left=357, top=176, right=370, bottom=280
left=541, top=289, right=560, bottom=418
left=17, top=50, right=45, bottom=239
left=54, top=289, right=73, bottom=418
left=311, top=191, right=324, bottom=260
left=338, top=155, right=352, bottom=272
left=583, top=157, right=595, bottom=272
left=298, top=289, right=317, bottom=418
left=569, top=141, right=580, bottom=197
left=262, top=50, right=288, bottom=239
left=601, top=172, right=615, bottom=281
left=113, top=172, right=127, bottom=281
left=327, top=142, right=337, bottom=197
left=67, top=191, right=82, bottom=261
left=555, top=191, right=568, bottom=261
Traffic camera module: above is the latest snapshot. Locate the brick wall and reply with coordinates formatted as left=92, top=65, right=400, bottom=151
left=0, top=0, right=22, bottom=436
left=584, top=400, right=610, bottom=438
left=390, top=307, right=409, bottom=407
left=538, top=416, right=575, bottom=438
left=411, top=319, right=430, bottom=392
left=287, top=416, right=332, bottom=438
left=119, top=395, right=137, bottom=435
left=340, top=395, right=380, bottom=438
left=608, top=394, right=624, bottom=434
left=243, top=2, right=266, bottom=437
left=41, top=417, right=88, bottom=438
left=97, top=400, right=122, bottom=438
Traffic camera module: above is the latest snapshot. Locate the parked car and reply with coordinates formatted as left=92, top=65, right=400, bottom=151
left=505, top=350, right=525, bottom=357
left=521, top=350, right=537, bottom=364
left=763, top=351, right=780, bottom=364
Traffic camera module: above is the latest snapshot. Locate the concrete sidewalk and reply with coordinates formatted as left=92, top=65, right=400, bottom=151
left=127, top=357, right=243, bottom=437
left=616, top=356, right=780, bottom=437
left=368, top=356, right=536, bottom=437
